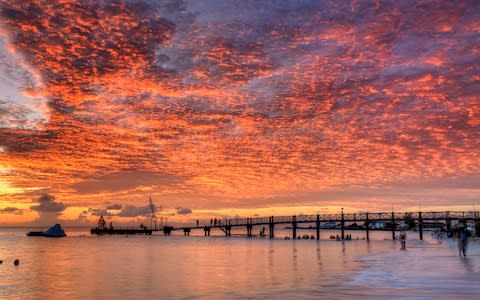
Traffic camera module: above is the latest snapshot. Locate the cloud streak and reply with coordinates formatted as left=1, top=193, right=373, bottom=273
left=176, top=206, right=192, bottom=215
left=0, top=206, right=22, bottom=214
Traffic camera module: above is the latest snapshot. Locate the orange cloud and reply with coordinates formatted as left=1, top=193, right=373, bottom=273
left=0, top=0, right=479, bottom=224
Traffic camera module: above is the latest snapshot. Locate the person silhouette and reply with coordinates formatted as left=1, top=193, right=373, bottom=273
left=457, top=220, right=469, bottom=256
left=400, top=230, right=406, bottom=250
left=98, top=215, right=106, bottom=229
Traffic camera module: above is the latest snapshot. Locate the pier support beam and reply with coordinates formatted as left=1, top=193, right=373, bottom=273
left=204, top=226, right=210, bottom=236
left=475, top=213, right=480, bottom=238
left=366, top=212, right=370, bottom=241
left=292, top=216, right=297, bottom=239
left=184, top=228, right=190, bottom=236
left=246, top=219, right=253, bottom=237
left=163, top=226, right=172, bottom=236
left=341, top=208, right=345, bottom=240
left=316, top=214, right=320, bottom=240
left=391, top=212, right=396, bottom=240
left=269, top=216, right=275, bottom=239
left=419, top=211, right=423, bottom=240
left=225, top=225, right=231, bottom=236
left=446, top=211, right=451, bottom=237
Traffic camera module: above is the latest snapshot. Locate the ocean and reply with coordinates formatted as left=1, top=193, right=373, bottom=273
left=1, top=227, right=479, bottom=299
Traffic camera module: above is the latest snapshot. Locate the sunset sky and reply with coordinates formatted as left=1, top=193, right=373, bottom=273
left=0, top=0, right=478, bottom=225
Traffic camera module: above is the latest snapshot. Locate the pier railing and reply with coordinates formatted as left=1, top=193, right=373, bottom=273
left=203, top=211, right=478, bottom=226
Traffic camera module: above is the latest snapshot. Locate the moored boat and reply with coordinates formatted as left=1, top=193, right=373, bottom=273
left=43, top=224, right=67, bottom=237
left=26, top=224, right=67, bottom=237
left=26, top=231, right=44, bottom=236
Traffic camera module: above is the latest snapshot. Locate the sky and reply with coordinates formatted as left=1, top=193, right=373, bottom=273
left=0, top=0, right=478, bottom=225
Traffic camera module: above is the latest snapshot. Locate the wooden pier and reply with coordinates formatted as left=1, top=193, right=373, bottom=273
left=170, top=210, right=480, bottom=241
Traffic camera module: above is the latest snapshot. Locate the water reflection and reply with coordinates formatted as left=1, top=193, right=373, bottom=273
left=461, top=257, right=475, bottom=273
left=1, top=228, right=480, bottom=299
left=316, top=243, right=322, bottom=267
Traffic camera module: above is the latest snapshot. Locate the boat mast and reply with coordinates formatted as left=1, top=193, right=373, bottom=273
left=149, top=196, right=158, bottom=230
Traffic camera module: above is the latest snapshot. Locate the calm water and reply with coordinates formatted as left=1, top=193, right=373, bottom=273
left=1, top=227, right=480, bottom=299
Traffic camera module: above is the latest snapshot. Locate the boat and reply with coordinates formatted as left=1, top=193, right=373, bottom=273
left=90, top=227, right=153, bottom=235
left=26, top=231, right=44, bottom=237
left=320, top=221, right=337, bottom=229
left=90, top=215, right=153, bottom=235
left=90, top=198, right=164, bottom=236
left=43, top=224, right=67, bottom=237
left=26, top=224, right=67, bottom=237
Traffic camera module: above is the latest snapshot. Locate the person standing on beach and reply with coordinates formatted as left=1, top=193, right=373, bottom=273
left=457, top=220, right=469, bottom=256
left=400, top=230, right=406, bottom=250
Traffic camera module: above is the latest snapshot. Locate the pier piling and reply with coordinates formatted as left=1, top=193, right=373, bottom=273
left=163, top=226, right=172, bottom=236
left=446, top=211, right=451, bottom=236
left=419, top=211, right=423, bottom=240
left=204, top=226, right=210, bottom=236
left=292, top=216, right=297, bottom=239
left=341, top=208, right=345, bottom=240
left=224, top=225, right=231, bottom=236
left=365, top=212, right=370, bottom=241
left=269, top=216, right=274, bottom=238
left=246, top=219, right=253, bottom=237
left=391, top=212, right=396, bottom=240
left=475, top=212, right=480, bottom=238
left=316, top=214, right=320, bottom=240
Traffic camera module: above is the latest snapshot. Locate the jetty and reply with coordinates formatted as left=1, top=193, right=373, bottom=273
left=91, top=209, right=480, bottom=240
left=168, top=210, right=480, bottom=240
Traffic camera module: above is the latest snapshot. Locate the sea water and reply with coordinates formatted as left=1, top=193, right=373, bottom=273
left=1, top=227, right=479, bottom=299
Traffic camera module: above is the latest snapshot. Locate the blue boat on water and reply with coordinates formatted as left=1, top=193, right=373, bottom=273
left=26, top=224, right=67, bottom=237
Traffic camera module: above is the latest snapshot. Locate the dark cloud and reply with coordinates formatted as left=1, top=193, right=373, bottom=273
left=0, top=206, right=23, bottom=215
left=30, top=194, right=66, bottom=213
left=0, top=128, right=56, bottom=153
left=176, top=206, right=192, bottom=215
left=106, top=203, right=122, bottom=210
left=117, top=204, right=152, bottom=217
left=88, top=208, right=113, bottom=217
